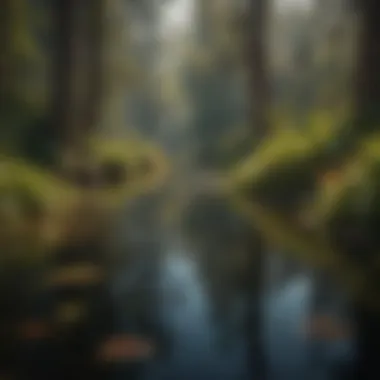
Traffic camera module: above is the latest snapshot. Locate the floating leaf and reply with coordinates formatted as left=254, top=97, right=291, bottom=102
left=17, top=319, right=52, bottom=340
left=46, top=263, right=103, bottom=288
left=97, top=334, right=155, bottom=363
left=304, top=314, right=353, bottom=342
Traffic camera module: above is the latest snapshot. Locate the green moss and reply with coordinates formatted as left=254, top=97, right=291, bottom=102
left=0, top=156, right=76, bottom=269
left=229, top=113, right=380, bottom=306
left=88, top=137, right=169, bottom=206
left=315, top=134, right=380, bottom=221
left=231, top=109, right=357, bottom=211
left=232, top=130, right=321, bottom=211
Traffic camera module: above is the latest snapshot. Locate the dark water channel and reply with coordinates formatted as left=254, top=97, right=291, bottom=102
left=108, top=192, right=250, bottom=380
left=105, top=188, right=356, bottom=380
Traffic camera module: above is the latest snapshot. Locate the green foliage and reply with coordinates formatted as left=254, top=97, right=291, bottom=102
left=5, top=0, right=44, bottom=102
left=312, top=134, right=380, bottom=261
left=0, top=157, right=76, bottom=269
left=1, top=0, right=47, bottom=157
left=9, top=0, right=41, bottom=60
left=87, top=137, right=169, bottom=208
left=232, top=130, right=317, bottom=209
left=231, top=111, right=352, bottom=210
left=230, top=117, right=380, bottom=306
left=317, top=134, right=380, bottom=217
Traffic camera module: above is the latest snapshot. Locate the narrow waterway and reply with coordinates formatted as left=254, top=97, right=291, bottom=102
left=108, top=190, right=250, bottom=380
left=107, top=182, right=356, bottom=380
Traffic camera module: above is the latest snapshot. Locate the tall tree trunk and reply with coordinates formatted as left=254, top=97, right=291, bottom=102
left=83, top=0, right=105, bottom=134
left=0, top=0, right=34, bottom=149
left=248, top=0, right=270, bottom=144
left=0, top=0, right=11, bottom=108
left=245, top=1, right=270, bottom=379
left=51, top=0, right=78, bottom=168
left=354, top=0, right=380, bottom=133
left=351, top=1, right=380, bottom=378
left=97, top=0, right=130, bottom=138
left=52, top=0, right=105, bottom=171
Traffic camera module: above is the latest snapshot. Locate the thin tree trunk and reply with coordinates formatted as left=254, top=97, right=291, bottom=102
left=354, top=0, right=380, bottom=132
left=248, top=0, right=270, bottom=144
left=83, top=0, right=105, bottom=134
left=0, top=0, right=11, bottom=107
left=351, top=1, right=380, bottom=378
left=52, top=0, right=104, bottom=170
left=51, top=0, right=77, bottom=167
left=245, top=1, right=270, bottom=379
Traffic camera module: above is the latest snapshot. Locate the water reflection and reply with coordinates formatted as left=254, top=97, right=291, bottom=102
left=264, top=274, right=313, bottom=380
left=142, top=242, right=248, bottom=380
left=264, top=270, right=356, bottom=380
left=101, top=195, right=357, bottom=380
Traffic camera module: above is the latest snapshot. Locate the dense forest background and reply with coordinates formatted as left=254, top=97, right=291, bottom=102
left=1, top=0, right=380, bottom=380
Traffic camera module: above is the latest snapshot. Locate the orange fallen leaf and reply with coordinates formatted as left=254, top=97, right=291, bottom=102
left=303, top=314, right=352, bottom=341
left=18, top=320, right=52, bottom=340
left=97, top=334, right=154, bottom=363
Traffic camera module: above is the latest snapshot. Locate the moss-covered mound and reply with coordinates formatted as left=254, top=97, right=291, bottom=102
left=231, top=111, right=349, bottom=213
left=229, top=115, right=380, bottom=310
left=0, top=137, right=169, bottom=277
left=0, top=156, right=77, bottom=268
left=88, top=137, right=169, bottom=208
left=232, top=131, right=319, bottom=212
left=314, top=134, right=380, bottom=261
